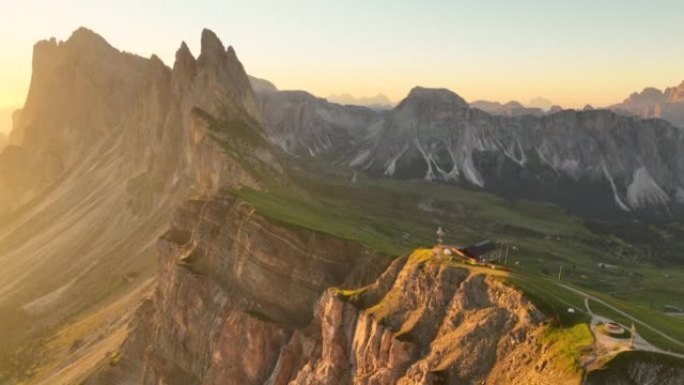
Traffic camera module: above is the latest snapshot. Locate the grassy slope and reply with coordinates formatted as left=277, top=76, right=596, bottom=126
left=542, top=323, right=594, bottom=374
left=232, top=159, right=684, bottom=353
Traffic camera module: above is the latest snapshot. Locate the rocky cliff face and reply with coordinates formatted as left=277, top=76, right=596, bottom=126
left=609, top=81, right=684, bottom=129
left=96, top=238, right=591, bottom=385
left=0, top=27, right=269, bottom=374
left=1, top=27, right=260, bottom=206
left=255, top=89, right=383, bottom=157
left=256, top=85, right=684, bottom=218
left=89, top=194, right=390, bottom=385
left=280, top=251, right=571, bottom=385
left=352, top=87, right=684, bottom=218
left=270, top=250, right=578, bottom=384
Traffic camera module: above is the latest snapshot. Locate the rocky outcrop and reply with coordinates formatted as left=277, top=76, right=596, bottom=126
left=584, top=351, right=684, bottom=385
left=274, top=251, right=571, bottom=385
left=90, top=195, right=390, bottom=385
left=609, top=81, right=684, bottom=129
left=105, top=241, right=591, bottom=385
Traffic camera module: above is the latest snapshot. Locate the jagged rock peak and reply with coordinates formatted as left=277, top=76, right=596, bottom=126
left=226, top=45, right=237, bottom=58
left=32, top=26, right=122, bottom=69
left=176, top=41, right=195, bottom=62
left=173, top=41, right=196, bottom=75
left=403, top=86, right=468, bottom=108
left=224, top=44, right=247, bottom=74
left=66, top=26, right=113, bottom=50
left=199, top=28, right=226, bottom=62
left=669, top=80, right=684, bottom=101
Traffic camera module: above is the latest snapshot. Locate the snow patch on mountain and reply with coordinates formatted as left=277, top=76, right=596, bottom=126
left=414, top=139, right=436, bottom=181
left=383, top=146, right=408, bottom=176
left=349, top=148, right=371, bottom=168
left=626, top=167, right=670, bottom=208
left=536, top=143, right=581, bottom=178
left=501, top=139, right=527, bottom=166
left=461, top=150, right=485, bottom=187
left=602, top=162, right=631, bottom=211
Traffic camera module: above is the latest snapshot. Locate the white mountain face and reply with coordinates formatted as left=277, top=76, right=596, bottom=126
left=255, top=85, right=684, bottom=218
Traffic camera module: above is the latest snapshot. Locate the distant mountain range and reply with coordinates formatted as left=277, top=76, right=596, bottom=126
left=469, top=100, right=545, bottom=117
left=528, top=97, right=554, bottom=111
left=3, top=27, right=684, bottom=385
left=255, top=84, right=684, bottom=219
left=608, top=81, right=684, bottom=128
left=327, top=92, right=395, bottom=109
left=468, top=96, right=566, bottom=116
left=247, top=76, right=684, bottom=131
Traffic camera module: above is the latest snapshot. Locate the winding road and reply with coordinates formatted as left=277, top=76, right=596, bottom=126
left=559, top=283, right=684, bottom=359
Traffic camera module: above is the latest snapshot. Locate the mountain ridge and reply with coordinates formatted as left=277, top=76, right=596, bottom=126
left=2, top=27, right=684, bottom=385
left=0, top=26, right=273, bottom=380
left=254, top=84, right=684, bottom=219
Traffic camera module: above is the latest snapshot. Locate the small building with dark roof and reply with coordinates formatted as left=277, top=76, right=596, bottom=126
left=460, top=240, right=497, bottom=260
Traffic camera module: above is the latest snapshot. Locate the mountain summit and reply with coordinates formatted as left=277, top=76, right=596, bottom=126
left=402, top=86, right=469, bottom=108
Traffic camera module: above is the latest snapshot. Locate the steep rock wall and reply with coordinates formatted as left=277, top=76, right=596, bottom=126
left=91, top=195, right=389, bottom=385
left=0, top=27, right=269, bottom=377
left=274, top=251, right=576, bottom=385
left=100, top=237, right=596, bottom=384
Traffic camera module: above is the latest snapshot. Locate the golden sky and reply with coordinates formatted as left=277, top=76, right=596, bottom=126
left=1, top=1, right=683, bottom=132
